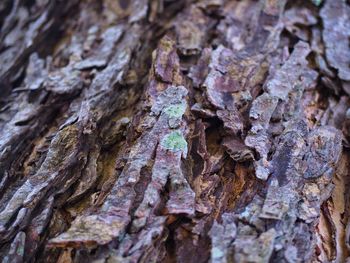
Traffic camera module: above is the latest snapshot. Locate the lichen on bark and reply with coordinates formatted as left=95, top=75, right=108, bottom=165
left=0, top=0, right=350, bottom=262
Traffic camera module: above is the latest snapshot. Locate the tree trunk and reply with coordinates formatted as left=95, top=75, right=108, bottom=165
left=1, top=0, right=350, bottom=262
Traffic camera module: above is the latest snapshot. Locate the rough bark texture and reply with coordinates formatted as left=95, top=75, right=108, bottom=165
left=0, top=0, right=350, bottom=262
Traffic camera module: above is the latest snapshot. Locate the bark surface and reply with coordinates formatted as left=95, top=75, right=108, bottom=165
left=0, top=0, right=350, bottom=262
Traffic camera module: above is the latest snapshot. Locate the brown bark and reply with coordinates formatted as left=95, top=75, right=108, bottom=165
left=0, top=0, right=350, bottom=262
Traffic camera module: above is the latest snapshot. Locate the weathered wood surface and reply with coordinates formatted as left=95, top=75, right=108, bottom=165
left=0, top=0, right=350, bottom=262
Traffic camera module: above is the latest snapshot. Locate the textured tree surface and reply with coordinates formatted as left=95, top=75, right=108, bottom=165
left=1, top=0, right=350, bottom=262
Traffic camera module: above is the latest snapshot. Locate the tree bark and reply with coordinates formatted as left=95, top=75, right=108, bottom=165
left=0, top=0, right=350, bottom=262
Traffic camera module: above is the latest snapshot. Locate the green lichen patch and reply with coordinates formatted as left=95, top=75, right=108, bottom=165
left=212, top=247, right=224, bottom=259
left=160, top=131, right=187, bottom=152
left=163, top=103, right=186, bottom=118
left=16, top=245, right=24, bottom=256
left=311, top=0, right=322, bottom=6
